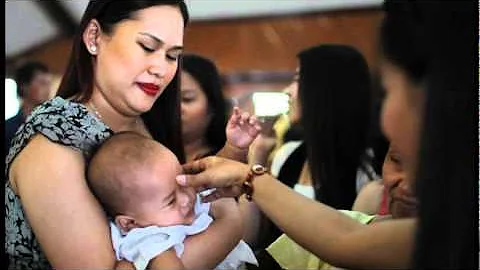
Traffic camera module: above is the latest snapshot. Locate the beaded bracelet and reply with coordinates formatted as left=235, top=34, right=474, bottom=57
left=242, top=164, right=268, bottom=201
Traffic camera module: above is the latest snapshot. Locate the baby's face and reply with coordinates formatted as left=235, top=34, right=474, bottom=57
left=134, top=150, right=197, bottom=227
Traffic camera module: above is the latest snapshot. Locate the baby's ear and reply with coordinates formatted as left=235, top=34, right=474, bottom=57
left=115, top=215, right=137, bottom=234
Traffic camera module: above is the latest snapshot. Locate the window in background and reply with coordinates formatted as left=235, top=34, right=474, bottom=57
left=5, top=78, right=20, bottom=120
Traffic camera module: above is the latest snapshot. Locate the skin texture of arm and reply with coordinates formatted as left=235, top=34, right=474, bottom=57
left=238, top=196, right=263, bottom=247
left=352, top=180, right=385, bottom=215
left=216, top=142, right=249, bottom=163
left=180, top=198, right=243, bottom=269
left=178, top=157, right=416, bottom=269
left=148, top=249, right=185, bottom=270
left=246, top=172, right=416, bottom=269
left=10, top=135, right=116, bottom=268
left=248, top=134, right=277, bottom=167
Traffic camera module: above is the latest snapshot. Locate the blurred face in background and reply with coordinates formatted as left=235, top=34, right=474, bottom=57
left=284, top=68, right=301, bottom=124
left=25, top=71, right=52, bottom=106
left=180, top=70, right=211, bottom=142
left=382, top=144, right=417, bottom=218
left=380, top=60, right=425, bottom=201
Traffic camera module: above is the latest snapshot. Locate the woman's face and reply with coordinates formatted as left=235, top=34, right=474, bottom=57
left=284, top=68, right=301, bottom=123
left=180, top=70, right=211, bottom=142
left=380, top=61, right=425, bottom=195
left=90, top=5, right=184, bottom=116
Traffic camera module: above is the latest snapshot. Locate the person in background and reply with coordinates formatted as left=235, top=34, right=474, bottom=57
left=5, top=1, right=247, bottom=269
left=353, top=143, right=406, bottom=216
left=176, top=1, right=476, bottom=268
left=5, top=61, right=52, bottom=154
left=180, top=54, right=229, bottom=162
left=265, top=144, right=414, bottom=270
left=244, top=44, right=373, bottom=250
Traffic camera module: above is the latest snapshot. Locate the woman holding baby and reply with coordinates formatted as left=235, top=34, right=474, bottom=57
left=5, top=1, right=261, bottom=269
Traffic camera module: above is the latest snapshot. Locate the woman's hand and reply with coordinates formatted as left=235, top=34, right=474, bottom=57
left=176, top=156, right=250, bottom=202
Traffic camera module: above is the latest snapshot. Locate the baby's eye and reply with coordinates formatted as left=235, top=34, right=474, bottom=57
left=168, top=198, right=176, bottom=206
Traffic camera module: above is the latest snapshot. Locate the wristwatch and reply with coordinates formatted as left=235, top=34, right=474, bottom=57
left=243, top=164, right=268, bottom=201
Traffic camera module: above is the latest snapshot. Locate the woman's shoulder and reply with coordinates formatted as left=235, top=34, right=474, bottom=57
left=6, top=97, right=113, bottom=167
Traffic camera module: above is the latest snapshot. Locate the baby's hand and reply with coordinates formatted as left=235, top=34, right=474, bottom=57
left=226, top=107, right=261, bottom=150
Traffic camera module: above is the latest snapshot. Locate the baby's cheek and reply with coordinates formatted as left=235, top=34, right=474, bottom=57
left=185, top=187, right=197, bottom=201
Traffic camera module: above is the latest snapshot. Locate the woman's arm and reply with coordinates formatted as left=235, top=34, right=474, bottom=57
left=352, top=180, right=384, bottom=215
left=216, top=142, right=249, bottom=163
left=178, top=157, right=416, bottom=269
left=251, top=173, right=415, bottom=269
left=10, top=135, right=116, bottom=268
left=248, top=134, right=277, bottom=167
left=180, top=198, right=243, bottom=269
left=238, top=196, right=263, bottom=247
left=149, top=249, right=185, bottom=270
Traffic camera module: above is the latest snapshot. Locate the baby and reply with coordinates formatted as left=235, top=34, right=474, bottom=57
left=87, top=111, right=260, bottom=270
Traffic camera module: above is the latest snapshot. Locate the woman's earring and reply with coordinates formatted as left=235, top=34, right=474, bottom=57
left=90, top=45, right=97, bottom=54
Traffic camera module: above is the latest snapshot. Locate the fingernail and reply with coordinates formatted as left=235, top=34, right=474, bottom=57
left=176, top=175, right=186, bottom=185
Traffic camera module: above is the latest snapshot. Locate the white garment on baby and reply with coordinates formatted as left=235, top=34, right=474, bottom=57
left=110, top=194, right=258, bottom=270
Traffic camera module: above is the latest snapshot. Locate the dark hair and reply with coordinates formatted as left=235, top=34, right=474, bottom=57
left=56, top=0, right=189, bottom=163
left=14, top=61, right=49, bottom=98
left=298, top=44, right=372, bottom=210
left=381, top=1, right=477, bottom=268
left=181, top=53, right=227, bottom=156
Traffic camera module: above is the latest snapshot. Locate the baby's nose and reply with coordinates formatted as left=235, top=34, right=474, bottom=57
left=179, top=191, right=194, bottom=208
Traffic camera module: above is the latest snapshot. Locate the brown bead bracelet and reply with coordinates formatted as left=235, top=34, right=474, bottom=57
left=242, top=164, right=268, bottom=201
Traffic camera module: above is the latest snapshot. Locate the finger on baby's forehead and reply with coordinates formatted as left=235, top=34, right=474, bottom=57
left=177, top=173, right=211, bottom=189
left=182, top=160, right=205, bottom=174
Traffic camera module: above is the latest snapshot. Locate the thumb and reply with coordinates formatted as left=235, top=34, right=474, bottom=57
left=176, top=173, right=212, bottom=192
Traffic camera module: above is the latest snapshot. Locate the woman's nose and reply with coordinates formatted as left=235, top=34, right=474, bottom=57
left=148, top=54, right=169, bottom=78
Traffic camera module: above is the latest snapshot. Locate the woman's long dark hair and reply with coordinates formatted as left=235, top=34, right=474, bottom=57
left=298, top=44, right=372, bottom=210
left=181, top=54, right=227, bottom=156
left=56, top=0, right=189, bottom=163
left=381, top=1, right=477, bottom=268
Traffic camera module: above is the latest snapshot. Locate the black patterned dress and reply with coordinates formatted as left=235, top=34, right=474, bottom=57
left=5, top=97, right=113, bottom=269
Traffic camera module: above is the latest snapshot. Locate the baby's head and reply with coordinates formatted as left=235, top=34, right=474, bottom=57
left=87, top=131, right=196, bottom=234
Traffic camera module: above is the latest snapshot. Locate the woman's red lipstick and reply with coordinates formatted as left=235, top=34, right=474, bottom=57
left=137, top=83, right=160, bottom=97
